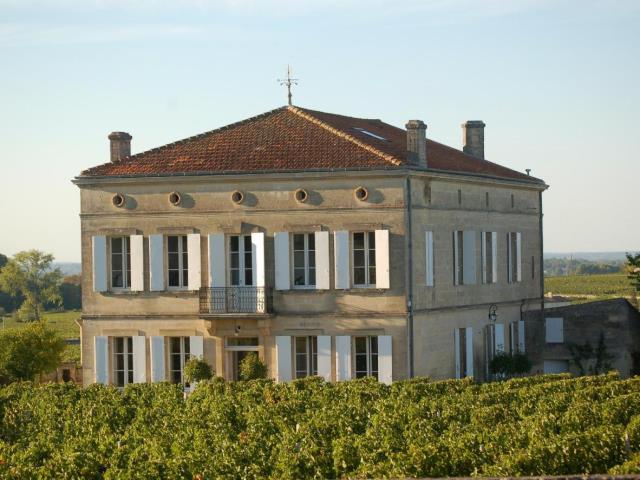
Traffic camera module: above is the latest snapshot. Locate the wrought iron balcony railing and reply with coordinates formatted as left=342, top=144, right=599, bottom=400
left=199, top=287, right=273, bottom=315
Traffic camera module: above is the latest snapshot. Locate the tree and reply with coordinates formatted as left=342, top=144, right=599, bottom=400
left=60, top=274, right=82, bottom=310
left=184, top=357, right=213, bottom=383
left=0, top=253, right=7, bottom=270
left=239, top=352, right=268, bottom=380
left=626, top=253, right=640, bottom=293
left=0, top=250, right=62, bottom=321
left=489, top=352, right=532, bottom=379
left=0, top=321, right=66, bottom=382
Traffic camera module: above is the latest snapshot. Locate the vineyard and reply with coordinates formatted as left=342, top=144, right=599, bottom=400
left=545, top=273, right=634, bottom=298
left=1, top=373, right=640, bottom=478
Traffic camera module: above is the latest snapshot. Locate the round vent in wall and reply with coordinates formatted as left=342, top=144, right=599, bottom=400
left=294, top=188, right=309, bottom=203
left=112, top=193, right=125, bottom=208
left=354, top=186, right=369, bottom=201
left=169, top=191, right=182, bottom=206
left=231, top=190, right=244, bottom=205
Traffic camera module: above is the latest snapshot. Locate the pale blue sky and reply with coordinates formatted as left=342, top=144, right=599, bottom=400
left=0, top=0, right=638, bottom=262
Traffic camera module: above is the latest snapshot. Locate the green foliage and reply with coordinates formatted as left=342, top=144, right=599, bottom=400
left=544, top=258, right=624, bottom=277
left=0, top=250, right=63, bottom=320
left=183, top=357, right=213, bottom=383
left=545, top=274, right=634, bottom=298
left=0, top=321, right=66, bottom=382
left=60, top=275, right=82, bottom=310
left=489, top=352, right=532, bottom=377
left=626, top=253, right=640, bottom=294
left=239, top=353, right=268, bottom=380
left=1, top=374, right=639, bottom=477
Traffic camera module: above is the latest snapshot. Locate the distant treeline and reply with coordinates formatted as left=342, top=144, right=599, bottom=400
left=0, top=253, right=81, bottom=316
left=544, top=257, right=625, bottom=277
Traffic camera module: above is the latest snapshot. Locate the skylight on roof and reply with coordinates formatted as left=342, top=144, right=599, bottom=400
left=352, top=127, right=387, bottom=141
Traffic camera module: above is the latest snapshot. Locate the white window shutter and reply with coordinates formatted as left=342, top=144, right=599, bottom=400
left=335, top=335, right=352, bottom=381
left=92, top=235, right=107, bottom=292
left=462, top=230, right=476, bottom=285
left=316, top=335, right=331, bottom=381
left=150, top=336, right=165, bottom=382
left=190, top=336, right=204, bottom=359
left=491, top=232, right=498, bottom=283
left=274, top=232, right=290, bottom=291
left=251, top=232, right=265, bottom=287
left=454, top=328, right=461, bottom=379
left=465, top=326, right=474, bottom=378
left=187, top=233, right=201, bottom=290
left=94, top=335, right=109, bottom=384
left=130, top=235, right=144, bottom=292
left=425, top=231, right=434, bottom=286
left=516, top=232, right=522, bottom=282
left=494, top=324, right=505, bottom=354
left=334, top=231, right=350, bottom=289
left=208, top=233, right=226, bottom=287
left=149, top=234, right=165, bottom=291
left=545, top=317, right=563, bottom=343
left=132, top=336, right=147, bottom=383
left=378, top=335, right=392, bottom=385
left=518, top=320, right=526, bottom=352
left=453, top=231, right=460, bottom=285
left=375, top=229, right=390, bottom=289
left=481, top=231, right=487, bottom=284
left=275, top=336, right=292, bottom=382
left=314, top=231, right=330, bottom=290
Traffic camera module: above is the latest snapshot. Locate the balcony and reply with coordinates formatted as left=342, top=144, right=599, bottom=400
left=199, top=287, right=273, bottom=315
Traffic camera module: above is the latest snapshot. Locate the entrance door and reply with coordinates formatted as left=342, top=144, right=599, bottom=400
left=225, top=337, right=260, bottom=380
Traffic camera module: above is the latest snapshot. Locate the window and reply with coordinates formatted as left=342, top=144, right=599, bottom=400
left=455, top=327, right=473, bottom=379
left=110, top=237, right=131, bottom=289
left=229, top=235, right=253, bottom=286
left=352, top=127, right=387, bottom=141
left=294, top=336, right=318, bottom=378
left=485, top=192, right=489, bottom=207
left=113, top=337, right=133, bottom=387
left=481, top=232, right=497, bottom=284
left=545, top=317, right=564, bottom=344
left=532, top=256, right=535, bottom=279
left=354, top=336, right=378, bottom=379
left=507, top=232, right=522, bottom=283
left=457, top=189, right=462, bottom=205
left=168, top=337, right=190, bottom=384
left=168, top=235, right=188, bottom=288
left=352, top=232, right=376, bottom=286
left=293, top=233, right=316, bottom=287
left=453, top=230, right=464, bottom=285
left=511, top=193, right=515, bottom=208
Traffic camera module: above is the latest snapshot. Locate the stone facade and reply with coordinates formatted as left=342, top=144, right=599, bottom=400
left=524, top=298, right=640, bottom=378
left=76, top=170, right=544, bottom=385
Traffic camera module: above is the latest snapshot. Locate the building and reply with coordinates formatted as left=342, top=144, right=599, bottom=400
left=524, top=298, right=640, bottom=377
left=73, top=105, right=547, bottom=386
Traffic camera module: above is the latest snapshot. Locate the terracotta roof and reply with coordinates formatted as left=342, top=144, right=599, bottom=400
left=80, top=105, right=543, bottom=184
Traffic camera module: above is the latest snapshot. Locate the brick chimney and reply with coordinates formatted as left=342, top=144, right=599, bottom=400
left=108, top=132, right=132, bottom=163
left=461, top=121, right=485, bottom=159
left=406, top=120, right=427, bottom=168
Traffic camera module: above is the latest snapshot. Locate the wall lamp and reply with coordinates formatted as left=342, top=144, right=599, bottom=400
left=488, top=304, right=498, bottom=323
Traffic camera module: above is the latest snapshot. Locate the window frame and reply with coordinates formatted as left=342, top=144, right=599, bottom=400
left=167, top=235, right=189, bottom=289
left=112, top=336, right=133, bottom=388
left=353, top=336, right=379, bottom=379
left=293, top=336, right=318, bottom=379
left=168, top=336, right=191, bottom=385
left=351, top=231, right=376, bottom=288
left=229, top=235, right=254, bottom=287
left=292, top=233, right=316, bottom=289
left=110, top=236, right=131, bottom=290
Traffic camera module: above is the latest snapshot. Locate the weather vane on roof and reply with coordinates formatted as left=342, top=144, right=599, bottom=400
left=278, top=65, right=298, bottom=106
